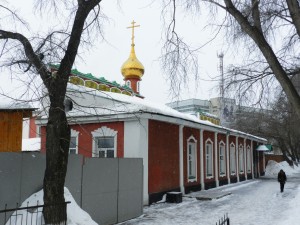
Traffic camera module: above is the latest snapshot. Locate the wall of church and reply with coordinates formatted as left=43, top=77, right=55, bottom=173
left=148, top=120, right=180, bottom=203
left=40, top=122, right=124, bottom=157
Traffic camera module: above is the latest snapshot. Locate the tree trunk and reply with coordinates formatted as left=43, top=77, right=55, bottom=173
left=43, top=104, right=70, bottom=224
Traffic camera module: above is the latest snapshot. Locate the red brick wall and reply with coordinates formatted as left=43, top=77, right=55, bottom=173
left=183, top=127, right=200, bottom=187
left=148, top=120, right=180, bottom=194
left=29, top=117, right=37, bottom=138
left=40, top=122, right=124, bottom=157
left=265, top=155, right=285, bottom=167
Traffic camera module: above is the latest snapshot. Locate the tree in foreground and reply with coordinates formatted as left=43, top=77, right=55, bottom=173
left=0, top=1, right=103, bottom=223
left=161, top=0, right=300, bottom=118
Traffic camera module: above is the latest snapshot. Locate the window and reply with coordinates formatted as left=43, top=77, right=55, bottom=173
left=219, top=142, right=226, bottom=176
left=206, top=140, right=213, bottom=178
left=69, top=137, right=77, bottom=154
left=247, top=146, right=251, bottom=172
left=96, top=137, right=114, bottom=158
left=137, top=81, right=140, bottom=92
left=126, top=80, right=131, bottom=88
left=239, top=144, right=244, bottom=173
left=230, top=143, right=236, bottom=174
left=92, top=126, right=117, bottom=158
left=69, top=129, right=79, bottom=154
left=187, top=137, right=197, bottom=181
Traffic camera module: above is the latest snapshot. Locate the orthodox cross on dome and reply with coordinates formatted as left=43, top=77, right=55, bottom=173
left=127, top=20, right=140, bottom=46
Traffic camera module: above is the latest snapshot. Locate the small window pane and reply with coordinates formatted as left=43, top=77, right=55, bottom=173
left=99, top=151, right=105, bottom=158
left=98, top=137, right=114, bottom=148
left=107, top=150, right=114, bottom=158
left=70, top=137, right=77, bottom=148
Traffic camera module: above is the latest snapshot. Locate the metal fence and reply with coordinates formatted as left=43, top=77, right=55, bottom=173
left=216, top=213, right=230, bottom=225
left=0, top=201, right=70, bottom=225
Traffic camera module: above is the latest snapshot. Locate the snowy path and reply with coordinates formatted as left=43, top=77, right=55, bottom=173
left=120, top=172, right=300, bottom=225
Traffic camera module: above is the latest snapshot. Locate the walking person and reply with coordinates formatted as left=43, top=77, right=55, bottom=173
left=277, top=169, right=287, bottom=192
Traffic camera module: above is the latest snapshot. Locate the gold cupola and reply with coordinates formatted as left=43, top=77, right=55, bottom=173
left=121, top=20, right=144, bottom=80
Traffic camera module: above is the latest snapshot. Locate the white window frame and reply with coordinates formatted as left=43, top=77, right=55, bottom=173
left=205, top=139, right=214, bottom=178
left=91, top=126, right=117, bottom=158
left=69, top=129, right=79, bottom=154
left=187, top=136, right=197, bottom=182
left=239, top=144, right=244, bottom=173
left=219, top=141, right=226, bottom=177
left=230, top=143, right=236, bottom=175
left=126, top=80, right=131, bottom=88
left=247, top=145, right=251, bottom=172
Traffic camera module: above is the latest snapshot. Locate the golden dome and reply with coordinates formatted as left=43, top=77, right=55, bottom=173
left=121, top=44, right=144, bottom=79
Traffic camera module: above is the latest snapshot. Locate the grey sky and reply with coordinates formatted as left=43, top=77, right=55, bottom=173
left=1, top=1, right=229, bottom=104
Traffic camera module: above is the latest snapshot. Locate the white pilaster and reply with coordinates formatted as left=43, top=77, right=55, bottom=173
left=179, top=125, right=184, bottom=193
left=251, top=140, right=254, bottom=179
left=226, top=133, right=230, bottom=184
left=244, top=139, right=247, bottom=180
left=236, top=136, right=240, bottom=182
left=214, top=132, right=219, bottom=187
left=200, top=129, right=204, bottom=190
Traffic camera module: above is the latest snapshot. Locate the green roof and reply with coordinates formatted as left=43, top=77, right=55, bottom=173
left=48, top=64, right=144, bottom=97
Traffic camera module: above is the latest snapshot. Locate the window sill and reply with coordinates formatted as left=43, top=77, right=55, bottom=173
left=206, top=176, right=214, bottom=179
left=188, top=179, right=197, bottom=183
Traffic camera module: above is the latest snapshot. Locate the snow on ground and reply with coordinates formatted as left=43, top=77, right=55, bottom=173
left=6, top=188, right=97, bottom=225
left=6, top=161, right=300, bottom=225
left=119, top=161, right=300, bottom=225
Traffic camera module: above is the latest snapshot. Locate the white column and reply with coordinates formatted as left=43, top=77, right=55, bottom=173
left=200, top=129, right=205, bottom=190
left=251, top=140, right=254, bottom=179
left=263, top=151, right=266, bottom=174
left=226, top=133, right=230, bottom=184
left=257, top=151, right=260, bottom=177
left=179, top=125, right=184, bottom=193
left=236, top=136, right=239, bottom=182
left=244, top=138, right=247, bottom=180
left=214, top=132, right=219, bottom=187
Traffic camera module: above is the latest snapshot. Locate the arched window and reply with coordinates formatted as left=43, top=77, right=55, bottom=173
left=91, top=126, right=117, bottom=158
left=187, top=136, right=197, bottom=182
left=137, top=81, right=140, bottom=92
left=219, top=141, right=226, bottom=176
left=247, top=145, right=251, bottom=172
left=230, top=143, right=236, bottom=174
left=126, top=80, right=131, bottom=88
left=205, top=139, right=213, bottom=178
left=239, top=144, right=244, bottom=173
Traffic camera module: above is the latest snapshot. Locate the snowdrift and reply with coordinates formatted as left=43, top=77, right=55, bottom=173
left=6, top=187, right=98, bottom=225
left=265, top=160, right=300, bottom=177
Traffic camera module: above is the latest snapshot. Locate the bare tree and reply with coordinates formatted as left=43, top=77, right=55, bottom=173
left=161, top=0, right=300, bottom=117
left=0, top=1, right=104, bottom=224
left=232, top=93, right=300, bottom=164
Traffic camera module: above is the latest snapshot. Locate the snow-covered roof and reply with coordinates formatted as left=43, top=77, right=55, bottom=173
left=39, top=84, right=267, bottom=142
left=0, top=97, right=35, bottom=111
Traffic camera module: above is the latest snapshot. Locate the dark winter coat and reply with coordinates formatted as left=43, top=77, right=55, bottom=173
left=278, top=170, right=287, bottom=183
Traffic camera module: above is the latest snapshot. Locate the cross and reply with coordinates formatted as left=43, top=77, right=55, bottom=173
left=127, top=20, right=140, bottom=46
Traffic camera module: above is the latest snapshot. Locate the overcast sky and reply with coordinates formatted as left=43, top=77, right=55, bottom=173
left=1, top=1, right=231, bottom=104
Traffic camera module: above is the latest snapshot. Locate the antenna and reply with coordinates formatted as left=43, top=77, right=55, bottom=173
left=217, top=52, right=224, bottom=99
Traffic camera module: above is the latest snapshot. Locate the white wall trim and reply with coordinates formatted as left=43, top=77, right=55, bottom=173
left=91, top=126, right=118, bottom=157
left=179, top=125, right=184, bottom=193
